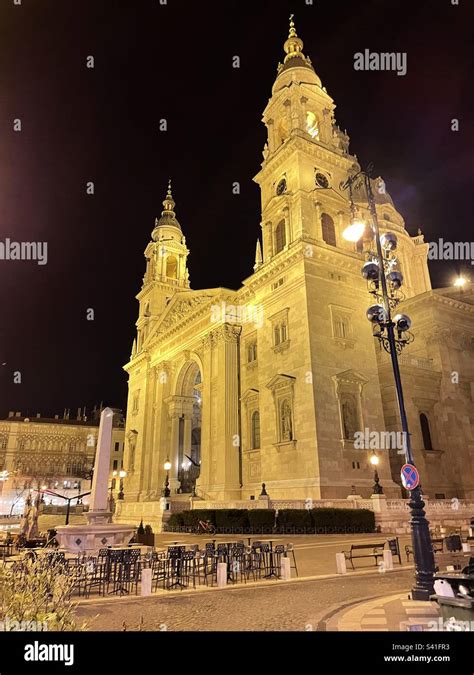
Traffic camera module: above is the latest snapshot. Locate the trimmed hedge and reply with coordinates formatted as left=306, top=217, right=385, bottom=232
left=277, top=509, right=312, bottom=529
left=166, top=508, right=375, bottom=534
left=215, top=509, right=249, bottom=529
left=310, top=508, right=375, bottom=533
left=248, top=509, right=276, bottom=529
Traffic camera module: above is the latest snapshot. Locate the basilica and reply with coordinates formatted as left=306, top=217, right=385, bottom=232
left=118, top=19, right=474, bottom=516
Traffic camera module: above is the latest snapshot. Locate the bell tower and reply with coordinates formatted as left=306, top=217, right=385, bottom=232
left=132, top=181, right=190, bottom=358
left=254, top=16, right=358, bottom=265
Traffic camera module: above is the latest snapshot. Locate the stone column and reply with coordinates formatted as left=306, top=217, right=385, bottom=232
left=169, top=414, right=180, bottom=492
left=212, top=325, right=241, bottom=500
left=87, top=408, right=114, bottom=524
left=183, top=417, right=192, bottom=460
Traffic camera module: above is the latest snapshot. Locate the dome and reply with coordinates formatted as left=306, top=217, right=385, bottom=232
left=272, top=16, right=323, bottom=93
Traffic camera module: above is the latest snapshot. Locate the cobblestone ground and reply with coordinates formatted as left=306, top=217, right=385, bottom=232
left=76, top=569, right=414, bottom=632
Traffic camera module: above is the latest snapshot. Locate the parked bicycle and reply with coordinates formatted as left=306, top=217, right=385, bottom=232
left=198, top=519, right=216, bottom=535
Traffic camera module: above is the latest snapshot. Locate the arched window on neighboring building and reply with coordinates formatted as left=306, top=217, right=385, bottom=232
left=166, top=255, right=178, bottom=279
left=321, top=213, right=336, bottom=247
left=420, top=413, right=433, bottom=451
left=275, top=220, right=286, bottom=254
left=251, top=411, right=261, bottom=450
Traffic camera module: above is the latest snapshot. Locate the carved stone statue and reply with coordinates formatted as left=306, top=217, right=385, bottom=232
left=281, top=401, right=293, bottom=441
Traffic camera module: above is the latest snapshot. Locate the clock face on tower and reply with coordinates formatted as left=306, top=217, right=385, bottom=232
left=315, top=172, right=329, bottom=189
left=276, top=178, right=287, bottom=196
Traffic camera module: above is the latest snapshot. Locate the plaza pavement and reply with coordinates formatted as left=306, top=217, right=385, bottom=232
left=72, top=531, right=422, bottom=631
left=75, top=569, right=420, bottom=631
left=320, top=593, right=441, bottom=632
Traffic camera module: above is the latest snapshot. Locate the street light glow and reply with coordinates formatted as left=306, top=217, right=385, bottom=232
left=454, top=276, right=467, bottom=288
left=342, top=220, right=366, bottom=242
left=370, top=454, right=379, bottom=466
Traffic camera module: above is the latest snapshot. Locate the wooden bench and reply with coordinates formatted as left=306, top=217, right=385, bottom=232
left=405, top=538, right=444, bottom=562
left=343, top=542, right=385, bottom=569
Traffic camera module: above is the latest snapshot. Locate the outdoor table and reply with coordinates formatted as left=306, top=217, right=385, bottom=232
left=163, top=540, right=188, bottom=546
left=257, top=539, right=284, bottom=579
left=163, top=544, right=188, bottom=589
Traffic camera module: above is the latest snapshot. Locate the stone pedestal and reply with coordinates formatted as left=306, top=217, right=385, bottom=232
left=55, top=408, right=135, bottom=553
left=55, top=522, right=135, bottom=554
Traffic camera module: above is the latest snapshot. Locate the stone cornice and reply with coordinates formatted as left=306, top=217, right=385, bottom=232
left=403, top=290, right=474, bottom=315
left=254, top=134, right=356, bottom=183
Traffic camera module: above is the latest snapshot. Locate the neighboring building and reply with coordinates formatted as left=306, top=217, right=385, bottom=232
left=0, top=408, right=125, bottom=514
left=118, top=19, right=474, bottom=517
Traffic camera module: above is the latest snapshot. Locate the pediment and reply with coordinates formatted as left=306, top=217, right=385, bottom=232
left=332, top=369, right=369, bottom=385
left=266, top=374, right=296, bottom=392
left=149, top=288, right=238, bottom=343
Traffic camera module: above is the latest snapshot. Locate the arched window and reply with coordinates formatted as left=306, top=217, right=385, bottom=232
left=280, top=400, right=293, bottom=441
left=166, top=256, right=178, bottom=279
left=251, top=411, right=261, bottom=449
left=420, top=413, right=433, bottom=451
left=321, top=213, right=336, bottom=247
left=275, top=220, right=286, bottom=254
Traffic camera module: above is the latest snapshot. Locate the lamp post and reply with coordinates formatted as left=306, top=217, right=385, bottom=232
left=163, top=459, right=171, bottom=498
left=341, top=166, right=435, bottom=601
left=370, top=453, right=383, bottom=495
left=118, top=470, right=127, bottom=501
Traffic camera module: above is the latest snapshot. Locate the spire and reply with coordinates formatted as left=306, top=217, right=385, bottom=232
left=152, top=179, right=182, bottom=240
left=283, top=14, right=305, bottom=63
left=162, top=179, right=176, bottom=215
left=254, top=239, right=263, bottom=271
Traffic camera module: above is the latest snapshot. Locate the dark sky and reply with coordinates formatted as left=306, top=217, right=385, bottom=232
left=0, top=0, right=472, bottom=418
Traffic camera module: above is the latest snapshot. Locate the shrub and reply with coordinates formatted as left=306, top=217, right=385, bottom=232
left=167, top=512, right=184, bottom=527
left=276, top=509, right=312, bottom=529
left=215, top=509, right=249, bottom=530
left=181, top=510, right=216, bottom=527
left=248, top=509, right=275, bottom=530
left=311, top=508, right=375, bottom=533
left=0, top=559, right=86, bottom=631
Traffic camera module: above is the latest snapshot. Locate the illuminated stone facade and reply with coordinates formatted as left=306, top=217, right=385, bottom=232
left=120, top=20, right=474, bottom=513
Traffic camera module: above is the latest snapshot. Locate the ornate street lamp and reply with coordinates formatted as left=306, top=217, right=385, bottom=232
left=118, top=470, right=127, bottom=500
left=163, top=459, right=171, bottom=498
left=370, top=453, right=383, bottom=495
left=341, top=165, right=436, bottom=601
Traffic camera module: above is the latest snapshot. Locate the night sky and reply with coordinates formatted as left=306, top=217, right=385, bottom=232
left=0, top=0, right=472, bottom=419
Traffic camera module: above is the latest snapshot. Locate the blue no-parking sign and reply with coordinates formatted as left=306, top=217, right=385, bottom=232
left=401, top=463, right=419, bottom=490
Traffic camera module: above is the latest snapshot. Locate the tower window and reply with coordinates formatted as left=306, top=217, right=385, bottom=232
left=166, top=256, right=178, bottom=279
left=321, top=213, right=336, bottom=247
left=419, top=413, right=433, bottom=451
left=275, top=220, right=286, bottom=254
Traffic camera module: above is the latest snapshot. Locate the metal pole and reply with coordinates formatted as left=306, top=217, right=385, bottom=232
left=364, top=174, right=435, bottom=600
